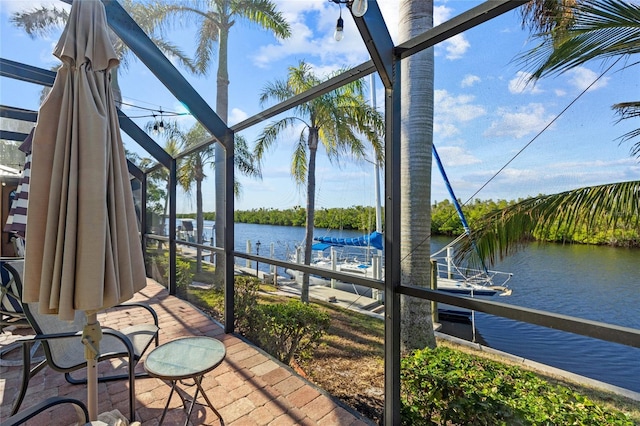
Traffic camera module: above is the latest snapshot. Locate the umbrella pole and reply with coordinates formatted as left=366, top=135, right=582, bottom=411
left=82, top=312, right=102, bottom=421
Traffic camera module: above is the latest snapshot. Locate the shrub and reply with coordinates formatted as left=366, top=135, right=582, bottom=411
left=151, top=252, right=193, bottom=295
left=233, top=275, right=262, bottom=336
left=401, top=346, right=634, bottom=426
left=255, top=300, right=330, bottom=365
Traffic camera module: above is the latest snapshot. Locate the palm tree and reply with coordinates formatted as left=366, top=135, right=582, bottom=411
left=254, top=61, right=384, bottom=303
left=398, top=0, right=437, bottom=351
left=13, top=0, right=290, bottom=282
left=136, top=0, right=291, bottom=281
left=10, top=0, right=197, bottom=105
left=456, top=0, right=640, bottom=265
left=520, top=0, right=640, bottom=156
left=173, top=123, right=260, bottom=273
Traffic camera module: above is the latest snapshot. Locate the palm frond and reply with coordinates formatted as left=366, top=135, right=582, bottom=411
left=231, top=0, right=291, bottom=39
left=149, top=38, right=198, bottom=74
left=457, top=180, right=640, bottom=267
left=520, top=0, right=640, bottom=78
left=10, top=6, right=69, bottom=38
left=254, top=117, right=300, bottom=162
left=234, top=134, right=261, bottom=179
left=195, top=18, right=218, bottom=74
left=291, top=132, right=308, bottom=186
left=521, top=0, right=579, bottom=34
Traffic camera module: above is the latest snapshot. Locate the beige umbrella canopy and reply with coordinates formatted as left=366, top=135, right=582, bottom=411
left=22, top=0, right=146, bottom=420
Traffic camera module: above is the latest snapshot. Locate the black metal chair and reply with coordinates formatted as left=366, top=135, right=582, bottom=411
left=0, top=260, right=28, bottom=333
left=0, top=396, right=89, bottom=426
left=7, top=264, right=160, bottom=422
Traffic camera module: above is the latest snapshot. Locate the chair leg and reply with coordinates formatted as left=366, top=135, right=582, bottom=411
left=129, top=362, right=136, bottom=421
left=12, top=341, right=46, bottom=416
left=62, top=358, right=139, bottom=421
left=11, top=342, right=30, bottom=415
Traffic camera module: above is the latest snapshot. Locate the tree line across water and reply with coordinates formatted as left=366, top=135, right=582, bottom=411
left=175, top=198, right=639, bottom=247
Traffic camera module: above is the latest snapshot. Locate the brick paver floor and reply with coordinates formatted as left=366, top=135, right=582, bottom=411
left=0, top=279, right=373, bottom=425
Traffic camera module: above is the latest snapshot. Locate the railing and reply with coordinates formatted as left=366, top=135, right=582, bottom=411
left=143, top=234, right=640, bottom=351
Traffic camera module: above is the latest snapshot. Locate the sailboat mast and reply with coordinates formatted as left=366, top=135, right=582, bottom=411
left=371, top=74, right=382, bottom=233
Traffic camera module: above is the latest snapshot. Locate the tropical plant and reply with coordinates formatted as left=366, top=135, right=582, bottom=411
left=10, top=0, right=197, bottom=105
left=520, top=0, right=640, bottom=156
left=457, top=0, right=640, bottom=266
left=254, top=60, right=384, bottom=303
left=398, top=0, right=437, bottom=351
left=169, top=122, right=260, bottom=273
left=136, top=0, right=291, bottom=280
left=458, top=180, right=640, bottom=267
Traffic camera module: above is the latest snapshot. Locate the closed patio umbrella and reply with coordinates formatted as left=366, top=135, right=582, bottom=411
left=22, top=0, right=146, bottom=420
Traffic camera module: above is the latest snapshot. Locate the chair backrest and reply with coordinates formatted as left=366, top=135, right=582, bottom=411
left=22, top=302, right=88, bottom=370
left=1, top=260, right=24, bottom=315
left=0, top=261, right=83, bottom=367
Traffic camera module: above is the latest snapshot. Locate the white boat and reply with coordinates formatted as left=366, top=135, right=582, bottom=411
left=285, top=232, right=512, bottom=318
left=285, top=134, right=513, bottom=316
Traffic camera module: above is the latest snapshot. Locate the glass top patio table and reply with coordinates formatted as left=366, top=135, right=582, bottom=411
left=145, top=336, right=225, bottom=379
left=144, top=336, right=226, bottom=425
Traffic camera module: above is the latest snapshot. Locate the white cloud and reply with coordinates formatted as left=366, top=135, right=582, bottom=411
left=228, top=108, right=249, bottom=127
left=508, top=71, right=542, bottom=94
left=434, top=4, right=452, bottom=26
left=461, top=74, right=480, bottom=88
left=435, top=89, right=486, bottom=137
left=442, top=33, right=470, bottom=60
left=484, top=103, right=553, bottom=139
left=434, top=4, right=470, bottom=60
left=437, top=146, right=481, bottom=167
left=254, top=1, right=371, bottom=69
left=567, top=66, right=609, bottom=92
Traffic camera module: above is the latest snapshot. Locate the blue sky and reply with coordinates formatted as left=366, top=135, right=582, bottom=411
left=1, top=0, right=638, bottom=214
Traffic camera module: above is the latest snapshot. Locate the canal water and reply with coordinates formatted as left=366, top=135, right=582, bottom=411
left=196, top=221, right=640, bottom=393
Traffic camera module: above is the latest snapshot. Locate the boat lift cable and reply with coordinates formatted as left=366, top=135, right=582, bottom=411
left=458, top=57, right=621, bottom=209
left=401, top=57, right=621, bottom=266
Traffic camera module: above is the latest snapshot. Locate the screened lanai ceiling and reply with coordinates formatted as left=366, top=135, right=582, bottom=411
left=1, top=0, right=524, bottom=171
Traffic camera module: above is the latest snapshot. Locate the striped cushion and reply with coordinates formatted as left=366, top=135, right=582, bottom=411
left=1, top=261, right=23, bottom=314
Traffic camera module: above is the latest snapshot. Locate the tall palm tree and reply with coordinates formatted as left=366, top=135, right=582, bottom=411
left=254, top=61, right=384, bottom=303
left=137, top=0, right=291, bottom=281
left=398, top=0, right=437, bottom=351
left=457, top=0, right=640, bottom=265
left=174, top=123, right=260, bottom=273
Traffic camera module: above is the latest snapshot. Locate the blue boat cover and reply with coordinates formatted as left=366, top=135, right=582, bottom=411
left=313, top=231, right=383, bottom=251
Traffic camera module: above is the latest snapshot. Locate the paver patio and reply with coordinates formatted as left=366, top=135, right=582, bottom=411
left=0, top=279, right=372, bottom=425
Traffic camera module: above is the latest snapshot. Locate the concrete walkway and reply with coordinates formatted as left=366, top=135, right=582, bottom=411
left=0, top=279, right=372, bottom=426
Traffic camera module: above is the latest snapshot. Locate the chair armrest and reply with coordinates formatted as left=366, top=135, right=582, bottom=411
left=17, top=328, right=137, bottom=359
left=0, top=396, right=89, bottom=426
left=112, top=302, right=159, bottom=327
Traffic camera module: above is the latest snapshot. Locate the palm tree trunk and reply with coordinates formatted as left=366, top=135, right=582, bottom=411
left=399, top=0, right=436, bottom=351
left=214, top=21, right=231, bottom=283
left=302, top=127, right=319, bottom=303
left=196, top=176, right=204, bottom=273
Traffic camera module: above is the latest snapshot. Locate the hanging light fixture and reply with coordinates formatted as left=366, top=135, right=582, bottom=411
left=329, top=0, right=367, bottom=42
left=329, top=0, right=368, bottom=17
left=152, top=113, right=159, bottom=135
left=158, top=108, right=165, bottom=133
left=350, top=0, right=368, bottom=17
left=334, top=11, right=344, bottom=42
